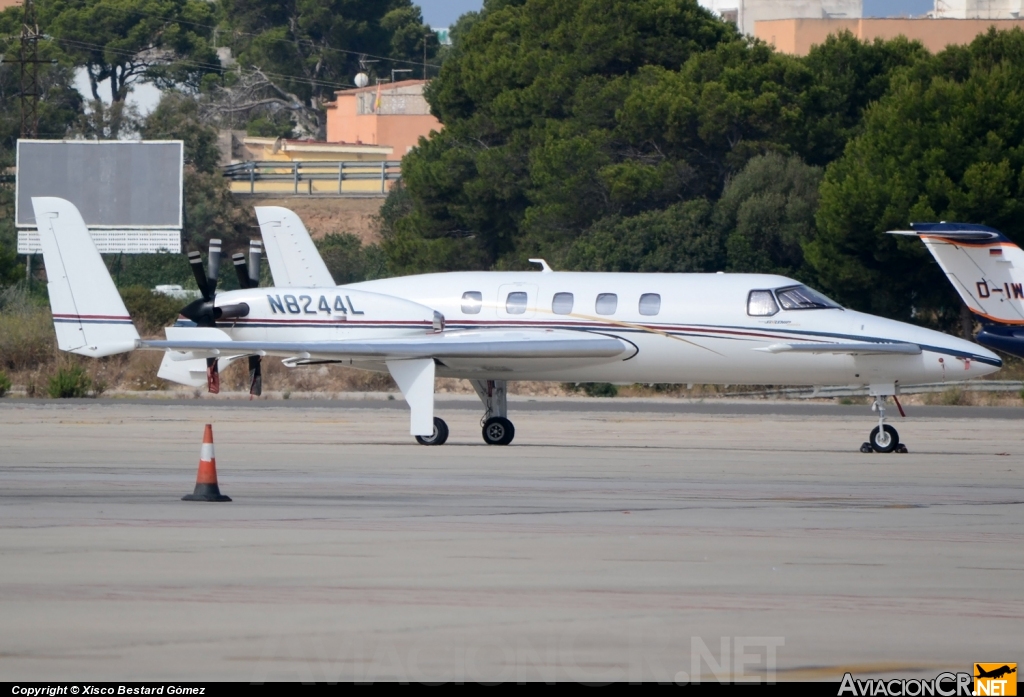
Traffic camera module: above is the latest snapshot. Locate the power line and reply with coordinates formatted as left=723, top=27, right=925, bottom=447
left=49, top=4, right=443, bottom=72
left=53, top=37, right=358, bottom=92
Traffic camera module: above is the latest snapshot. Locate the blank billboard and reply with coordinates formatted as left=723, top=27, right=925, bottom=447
left=16, top=140, right=183, bottom=254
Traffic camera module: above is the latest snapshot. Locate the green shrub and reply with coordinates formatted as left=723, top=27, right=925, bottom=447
left=316, top=234, right=388, bottom=284
left=48, top=365, right=92, bottom=398
left=119, top=286, right=184, bottom=336
left=0, top=287, right=56, bottom=371
left=0, top=370, right=11, bottom=397
left=563, top=382, right=619, bottom=398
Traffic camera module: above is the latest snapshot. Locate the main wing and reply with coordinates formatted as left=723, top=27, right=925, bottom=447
left=254, top=206, right=337, bottom=288
left=142, top=328, right=628, bottom=363
left=144, top=328, right=630, bottom=436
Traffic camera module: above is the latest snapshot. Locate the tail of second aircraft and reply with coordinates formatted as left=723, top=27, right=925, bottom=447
left=31, top=197, right=140, bottom=357
left=890, top=222, right=1024, bottom=324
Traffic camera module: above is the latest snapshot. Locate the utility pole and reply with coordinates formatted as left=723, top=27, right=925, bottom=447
left=423, top=35, right=428, bottom=80
left=18, top=0, right=43, bottom=288
left=19, top=0, right=41, bottom=139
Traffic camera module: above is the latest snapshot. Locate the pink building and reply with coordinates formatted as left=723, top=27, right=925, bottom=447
left=325, top=80, right=442, bottom=157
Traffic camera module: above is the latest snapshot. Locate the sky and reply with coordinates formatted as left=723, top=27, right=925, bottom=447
left=863, top=0, right=934, bottom=16
left=419, top=0, right=484, bottom=28
left=418, top=1, right=939, bottom=28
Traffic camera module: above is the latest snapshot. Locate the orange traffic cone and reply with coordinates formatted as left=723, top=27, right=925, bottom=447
left=182, top=424, right=231, bottom=502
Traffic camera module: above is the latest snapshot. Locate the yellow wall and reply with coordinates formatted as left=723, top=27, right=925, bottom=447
left=756, top=18, right=1024, bottom=56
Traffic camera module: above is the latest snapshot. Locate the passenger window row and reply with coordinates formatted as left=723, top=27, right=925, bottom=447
left=460, top=291, right=661, bottom=316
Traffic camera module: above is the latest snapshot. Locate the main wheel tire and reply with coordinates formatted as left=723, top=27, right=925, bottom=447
left=482, top=416, right=515, bottom=445
left=416, top=417, right=449, bottom=446
left=869, top=424, right=899, bottom=453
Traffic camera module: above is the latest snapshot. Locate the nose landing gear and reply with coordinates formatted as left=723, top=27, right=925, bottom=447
left=860, top=395, right=909, bottom=454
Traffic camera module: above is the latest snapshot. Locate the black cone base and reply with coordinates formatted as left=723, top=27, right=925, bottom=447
left=182, top=483, right=231, bottom=502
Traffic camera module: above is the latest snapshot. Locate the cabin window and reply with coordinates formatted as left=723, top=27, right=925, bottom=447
left=506, top=291, right=528, bottom=314
left=552, top=292, right=574, bottom=315
left=595, top=293, right=618, bottom=315
left=639, top=293, right=661, bottom=316
left=775, top=285, right=842, bottom=311
left=747, top=290, right=779, bottom=317
left=461, top=291, right=483, bottom=314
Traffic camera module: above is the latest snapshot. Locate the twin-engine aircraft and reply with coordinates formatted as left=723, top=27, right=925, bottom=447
left=33, top=197, right=1000, bottom=453
left=891, top=223, right=1024, bottom=358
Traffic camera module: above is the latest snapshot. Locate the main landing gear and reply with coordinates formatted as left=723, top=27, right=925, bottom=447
left=859, top=394, right=909, bottom=454
left=473, top=379, right=515, bottom=446
left=413, top=379, right=516, bottom=446
left=415, top=417, right=449, bottom=446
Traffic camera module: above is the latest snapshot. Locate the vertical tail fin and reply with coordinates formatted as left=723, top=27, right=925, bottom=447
left=891, top=223, right=1024, bottom=324
left=32, top=197, right=140, bottom=357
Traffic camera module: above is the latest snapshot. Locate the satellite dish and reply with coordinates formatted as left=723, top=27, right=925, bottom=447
left=354, top=72, right=369, bottom=88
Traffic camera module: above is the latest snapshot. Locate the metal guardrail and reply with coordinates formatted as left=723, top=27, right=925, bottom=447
left=729, top=381, right=1024, bottom=399
left=222, top=160, right=402, bottom=195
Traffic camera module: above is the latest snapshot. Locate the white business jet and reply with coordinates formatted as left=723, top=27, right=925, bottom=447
left=891, top=223, right=1024, bottom=359
left=34, top=197, right=1000, bottom=453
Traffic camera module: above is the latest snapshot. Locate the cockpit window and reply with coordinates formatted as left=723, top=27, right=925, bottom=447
left=775, top=285, right=842, bottom=311
left=747, top=290, right=779, bottom=317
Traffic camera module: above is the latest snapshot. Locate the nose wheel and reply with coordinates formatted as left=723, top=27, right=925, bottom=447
left=860, top=395, right=908, bottom=453
left=415, top=417, right=449, bottom=446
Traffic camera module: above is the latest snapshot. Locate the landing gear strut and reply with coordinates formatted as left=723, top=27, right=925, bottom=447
left=473, top=379, right=515, bottom=445
left=860, top=395, right=908, bottom=454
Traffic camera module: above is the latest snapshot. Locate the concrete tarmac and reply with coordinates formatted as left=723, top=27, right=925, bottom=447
left=0, top=399, right=1021, bottom=682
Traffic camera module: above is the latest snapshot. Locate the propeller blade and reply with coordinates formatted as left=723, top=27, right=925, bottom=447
left=206, top=357, right=220, bottom=394
left=248, top=240, right=262, bottom=288
left=248, top=355, right=262, bottom=399
left=207, top=239, right=222, bottom=295
left=232, top=252, right=250, bottom=289
left=187, top=250, right=212, bottom=301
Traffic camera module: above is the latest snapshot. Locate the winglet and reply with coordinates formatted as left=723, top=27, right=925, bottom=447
left=528, top=258, right=553, bottom=272
left=32, top=197, right=139, bottom=357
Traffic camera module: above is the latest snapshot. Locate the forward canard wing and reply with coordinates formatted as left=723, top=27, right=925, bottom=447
left=254, top=206, right=337, bottom=288
left=758, top=342, right=922, bottom=356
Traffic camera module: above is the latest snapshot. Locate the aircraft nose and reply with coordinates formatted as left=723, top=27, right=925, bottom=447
left=959, top=339, right=1002, bottom=376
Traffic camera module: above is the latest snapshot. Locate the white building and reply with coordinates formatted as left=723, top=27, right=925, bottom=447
left=699, top=0, right=863, bottom=36
left=933, top=0, right=1023, bottom=18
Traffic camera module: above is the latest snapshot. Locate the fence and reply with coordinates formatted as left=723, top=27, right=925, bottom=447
left=728, top=380, right=1024, bottom=399
left=223, top=160, right=402, bottom=196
